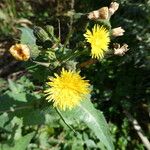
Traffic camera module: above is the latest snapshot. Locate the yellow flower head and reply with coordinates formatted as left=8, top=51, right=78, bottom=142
left=84, top=24, right=110, bottom=59
left=9, top=44, right=30, bottom=61
left=44, top=69, right=90, bottom=110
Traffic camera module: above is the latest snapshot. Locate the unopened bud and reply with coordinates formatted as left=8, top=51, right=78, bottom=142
left=45, top=25, right=54, bottom=36
left=112, top=27, right=125, bottom=37
left=109, top=2, right=119, bottom=16
left=45, top=25, right=58, bottom=43
left=88, top=7, right=109, bottom=20
left=33, top=26, right=50, bottom=43
left=9, top=44, right=30, bottom=61
left=114, top=43, right=129, bottom=56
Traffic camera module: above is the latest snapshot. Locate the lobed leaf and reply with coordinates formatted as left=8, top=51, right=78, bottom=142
left=0, top=132, right=34, bottom=150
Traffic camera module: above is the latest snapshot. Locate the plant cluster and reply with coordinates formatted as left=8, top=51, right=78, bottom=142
left=0, top=0, right=149, bottom=149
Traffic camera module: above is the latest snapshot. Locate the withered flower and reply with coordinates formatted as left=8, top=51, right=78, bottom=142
left=109, top=2, right=119, bottom=16
left=113, top=43, right=129, bottom=56
left=112, top=27, right=125, bottom=37
left=88, top=7, right=109, bottom=20
left=9, top=44, right=30, bottom=61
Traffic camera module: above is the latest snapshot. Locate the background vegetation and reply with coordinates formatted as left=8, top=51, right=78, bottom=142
left=0, top=0, right=150, bottom=149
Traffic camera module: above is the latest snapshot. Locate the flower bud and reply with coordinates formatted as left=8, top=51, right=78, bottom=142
left=9, top=44, right=30, bottom=61
left=45, top=25, right=58, bottom=43
left=33, top=26, right=50, bottom=43
left=88, top=7, right=109, bottom=20
left=109, top=2, right=119, bottom=16
left=45, top=25, right=54, bottom=36
left=113, top=43, right=129, bottom=56
left=112, top=27, right=125, bottom=37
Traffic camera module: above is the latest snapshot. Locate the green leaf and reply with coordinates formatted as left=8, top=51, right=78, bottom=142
left=8, top=79, right=20, bottom=94
left=0, top=132, right=34, bottom=150
left=0, top=78, right=7, bottom=92
left=0, top=113, right=11, bottom=132
left=0, top=77, right=49, bottom=127
left=19, top=27, right=40, bottom=59
left=19, top=27, right=36, bottom=45
left=7, top=79, right=33, bottom=102
left=0, top=93, right=46, bottom=126
left=61, top=98, right=114, bottom=150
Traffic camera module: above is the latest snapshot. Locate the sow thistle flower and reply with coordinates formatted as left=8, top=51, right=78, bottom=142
left=44, top=69, right=90, bottom=110
left=9, top=44, right=30, bottom=61
left=84, top=24, right=110, bottom=59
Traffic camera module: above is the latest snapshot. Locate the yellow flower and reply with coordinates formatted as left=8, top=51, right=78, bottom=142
left=9, top=44, right=30, bottom=61
left=84, top=24, right=110, bottom=59
left=44, top=69, right=90, bottom=110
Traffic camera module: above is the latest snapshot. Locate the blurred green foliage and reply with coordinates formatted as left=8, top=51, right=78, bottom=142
left=0, top=0, right=150, bottom=149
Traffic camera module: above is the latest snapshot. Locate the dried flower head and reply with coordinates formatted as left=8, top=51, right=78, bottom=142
left=44, top=69, right=90, bottom=110
left=113, top=43, right=129, bottom=56
left=84, top=24, right=110, bottom=59
left=88, top=7, right=109, bottom=20
left=109, top=2, right=119, bottom=16
left=112, top=27, right=125, bottom=37
left=9, top=44, right=30, bottom=61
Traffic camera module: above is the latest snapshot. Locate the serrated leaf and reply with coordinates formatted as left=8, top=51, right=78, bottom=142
left=8, top=79, right=20, bottom=94
left=61, top=98, right=114, bottom=150
left=7, top=79, right=31, bottom=102
left=0, top=93, right=46, bottom=126
left=0, top=132, right=34, bottom=150
left=0, top=113, right=11, bottom=132
left=0, top=78, right=7, bottom=91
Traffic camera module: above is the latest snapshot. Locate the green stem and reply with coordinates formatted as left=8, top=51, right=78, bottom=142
left=62, top=28, right=74, bottom=52
left=55, top=108, right=76, bottom=134
left=61, top=48, right=88, bottom=63
left=0, top=105, right=32, bottom=114
left=31, top=60, right=50, bottom=67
